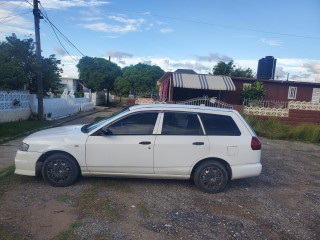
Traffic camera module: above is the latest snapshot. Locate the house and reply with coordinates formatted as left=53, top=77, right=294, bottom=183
left=157, top=70, right=236, bottom=102
left=59, top=78, right=85, bottom=92
left=225, top=77, right=320, bottom=105
left=157, top=70, right=320, bottom=105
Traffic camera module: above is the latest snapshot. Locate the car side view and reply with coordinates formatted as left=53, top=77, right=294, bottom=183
left=15, top=104, right=262, bottom=193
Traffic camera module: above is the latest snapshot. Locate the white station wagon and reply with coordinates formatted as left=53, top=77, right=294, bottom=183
left=15, top=104, right=262, bottom=193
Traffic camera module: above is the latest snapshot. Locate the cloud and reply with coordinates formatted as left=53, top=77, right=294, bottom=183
left=82, top=22, right=136, bottom=33
left=277, top=58, right=320, bottom=82
left=261, top=38, right=282, bottom=46
left=0, top=8, right=33, bottom=40
left=142, top=60, right=153, bottom=65
left=196, top=53, right=233, bottom=62
left=107, top=51, right=133, bottom=59
left=82, top=15, right=146, bottom=33
left=108, top=15, right=145, bottom=25
left=81, top=17, right=103, bottom=22
left=12, top=0, right=111, bottom=9
left=303, top=62, right=320, bottom=75
left=160, top=28, right=174, bottom=34
left=54, top=47, right=67, bottom=56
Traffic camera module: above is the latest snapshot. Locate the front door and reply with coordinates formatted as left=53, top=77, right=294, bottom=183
left=86, top=112, right=159, bottom=174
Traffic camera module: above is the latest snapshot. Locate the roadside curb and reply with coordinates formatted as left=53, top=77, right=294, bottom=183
left=0, top=107, right=107, bottom=145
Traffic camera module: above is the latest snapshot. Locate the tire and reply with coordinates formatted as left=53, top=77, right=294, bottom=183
left=42, top=153, right=79, bottom=187
left=193, top=161, right=228, bottom=193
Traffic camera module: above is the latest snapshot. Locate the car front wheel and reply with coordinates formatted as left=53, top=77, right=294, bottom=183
left=193, top=161, right=228, bottom=193
left=42, top=153, right=79, bottom=187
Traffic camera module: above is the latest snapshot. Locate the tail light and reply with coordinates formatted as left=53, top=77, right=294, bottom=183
left=251, top=136, right=261, bottom=150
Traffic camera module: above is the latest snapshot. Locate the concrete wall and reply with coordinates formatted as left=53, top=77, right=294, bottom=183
left=0, top=109, right=31, bottom=123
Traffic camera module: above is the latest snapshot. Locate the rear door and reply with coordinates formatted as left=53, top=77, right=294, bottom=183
left=154, top=111, right=209, bottom=176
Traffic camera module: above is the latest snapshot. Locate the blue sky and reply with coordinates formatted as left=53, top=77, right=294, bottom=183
left=1, top=0, right=320, bottom=82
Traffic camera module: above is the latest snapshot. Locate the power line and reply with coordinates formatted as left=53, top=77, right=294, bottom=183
left=0, top=10, right=32, bottom=24
left=38, top=2, right=85, bottom=57
left=104, top=6, right=320, bottom=41
left=23, top=0, right=33, bottom=7
left=0, top=0, right=24, bottom=24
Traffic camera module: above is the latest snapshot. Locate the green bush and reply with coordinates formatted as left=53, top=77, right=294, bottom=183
left=243, top=114, right=320, bottom=143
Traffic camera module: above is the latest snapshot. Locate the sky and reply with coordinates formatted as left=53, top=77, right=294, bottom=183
left=1, top=0, right=320, bottom=82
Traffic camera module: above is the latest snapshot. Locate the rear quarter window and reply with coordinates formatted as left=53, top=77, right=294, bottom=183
left=200, top=113, right=241, bottom=136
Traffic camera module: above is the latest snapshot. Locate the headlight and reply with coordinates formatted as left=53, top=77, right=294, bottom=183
left=19, top=142, right=29, bottom=151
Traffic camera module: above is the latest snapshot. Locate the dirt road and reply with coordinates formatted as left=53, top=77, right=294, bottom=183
left=0, top=114, right=319, bottom=239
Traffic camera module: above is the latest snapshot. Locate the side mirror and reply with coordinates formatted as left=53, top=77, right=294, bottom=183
left=101, top=127, right=113, bottom=135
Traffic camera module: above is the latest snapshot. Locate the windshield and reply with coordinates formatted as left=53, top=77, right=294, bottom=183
left=81, top=107, right=130, bottom=133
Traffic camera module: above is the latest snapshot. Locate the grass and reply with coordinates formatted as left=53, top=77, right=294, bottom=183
left=0, top=224, right=25, bottom=240
left=244, top=115, right=320, bottom=143
left=0, top=119, right=52, bottom=142
left=106, top=180, right=134, bottom=192
left=52, top=222, right=81, bottom=240
left=138, top=202, right=152, bottom=217
left=0, top=165, right=24, bottom=198
left=77, top=179, right=122, bottom=221
left=56, top=193, right=73, bottom=204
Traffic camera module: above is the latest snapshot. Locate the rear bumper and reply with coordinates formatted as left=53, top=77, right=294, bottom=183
left=15, top=150, right=41, bottom=176
left=231, top=163, right=262, bottom=180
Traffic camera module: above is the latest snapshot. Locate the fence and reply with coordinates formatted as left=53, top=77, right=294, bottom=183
left=177, top=97, right=233, bottom=109
left=243, top=100, right=320, bottom=124
left=0, top=90, right=94, bottom=122
left=0, top=91, right=31, bottom=122
left=242, top=99, right=288, bottom=109
left=0, top=91, right=30, bottom=111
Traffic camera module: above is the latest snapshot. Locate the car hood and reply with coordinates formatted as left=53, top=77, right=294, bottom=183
left=24, top=125, right=85, bottom=142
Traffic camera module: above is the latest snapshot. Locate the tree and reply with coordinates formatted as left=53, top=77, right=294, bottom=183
left=212, top=61, right=254, bottom=78
left=77, top=56, right=122, bottom=104
left=114, top=63, right=164, bottom=97
left=0, top=34, right=62, bottom=92
left=240, top=81, right=265, bottom=103
left=28, top=55, right=63, bottom=93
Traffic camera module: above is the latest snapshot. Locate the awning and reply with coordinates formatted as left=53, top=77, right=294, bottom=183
left=172, top=73, right=236, bottom=91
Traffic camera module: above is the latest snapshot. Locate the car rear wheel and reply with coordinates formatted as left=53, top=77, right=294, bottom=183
left=42, top=153, right=79, bottom=187
left=193, top=161, right=228, bottom=193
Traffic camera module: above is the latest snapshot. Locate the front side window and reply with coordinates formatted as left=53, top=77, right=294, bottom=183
left=288, top=86, right=297, bottom=99
left=200, top=113, right=241, bottom=136
left=161, top=112, right=203, bottom=135
left=106, top=112, right=158, bottom=135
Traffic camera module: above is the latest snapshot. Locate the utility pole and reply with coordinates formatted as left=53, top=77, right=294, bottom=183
left=33, top=0, right=44, bottom=120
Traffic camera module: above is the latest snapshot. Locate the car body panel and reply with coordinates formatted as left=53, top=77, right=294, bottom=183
left=85, top=135, right=155, bottom=174
left=15, top=104, right=262, bottom=187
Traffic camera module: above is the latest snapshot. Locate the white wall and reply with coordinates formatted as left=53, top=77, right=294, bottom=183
left=0, top=91, right=31, bottom=122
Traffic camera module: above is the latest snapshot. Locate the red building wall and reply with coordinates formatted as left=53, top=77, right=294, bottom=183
left=224, top=78, right=319, bottom=105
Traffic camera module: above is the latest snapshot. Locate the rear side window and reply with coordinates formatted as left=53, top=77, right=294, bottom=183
left=200, top=113, right=241, bottom=136
left=162, top=112, right=204, bottom=135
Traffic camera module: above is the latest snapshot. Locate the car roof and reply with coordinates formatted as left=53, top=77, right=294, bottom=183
left=129, top=104, right=235, bottom=113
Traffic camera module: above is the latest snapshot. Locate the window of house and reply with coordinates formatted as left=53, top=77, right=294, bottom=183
left=199, top=114, right=241, bottom=136
left=288, top=86, right=297, bottom=100
left=311, top=88, right=320, bottom=103
left=161, top=112, right=204, bottom=135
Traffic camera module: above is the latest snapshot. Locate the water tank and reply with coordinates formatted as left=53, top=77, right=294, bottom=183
left=257, top=56, right=277, bottom=80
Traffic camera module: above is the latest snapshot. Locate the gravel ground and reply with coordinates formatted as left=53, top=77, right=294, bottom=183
left=0, top=113, right=319, bottom=239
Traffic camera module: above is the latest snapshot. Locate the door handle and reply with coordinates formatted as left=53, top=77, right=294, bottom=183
left=139, top=141, right=151, bottom=145
left=192, top=142, right=204, bottom=145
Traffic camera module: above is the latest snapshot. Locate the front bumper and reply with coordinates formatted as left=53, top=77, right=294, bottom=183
left=15, top=150, right=42, bottom=176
